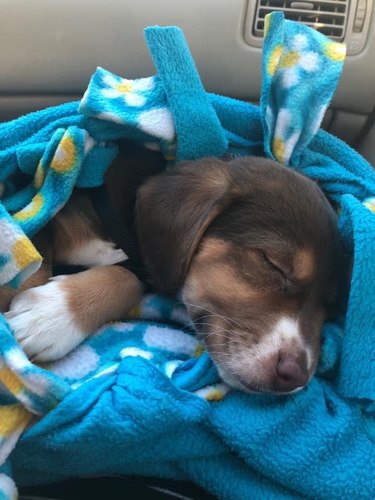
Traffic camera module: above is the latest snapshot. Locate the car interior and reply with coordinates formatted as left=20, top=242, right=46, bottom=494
left=1, top=0, right=375, bottom=161
left=2, top=1, right=375, bottom=499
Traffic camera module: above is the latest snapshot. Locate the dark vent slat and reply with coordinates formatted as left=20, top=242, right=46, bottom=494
left=259, top=7, right=346, bottom=21
left=253, top=0, right=348, bottom=41
left=261, top=0, right=347, bottom=9
left=256, top=19, right=344, bottom=30
left=255, top=18, right=344, bottom=39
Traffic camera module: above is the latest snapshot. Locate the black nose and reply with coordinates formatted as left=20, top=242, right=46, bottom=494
left=274, top=356, right=309, bottom=392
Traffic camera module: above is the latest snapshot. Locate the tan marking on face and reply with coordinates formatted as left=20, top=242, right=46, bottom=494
left=194, top=238, right=231, bottom=262
left=188, top=260, right=260, bottom=305
left=185, top=238, right=261, bottom=309
left=183, top=237, right=324, bottom=392
left=293, top=248, right=315, bottom=282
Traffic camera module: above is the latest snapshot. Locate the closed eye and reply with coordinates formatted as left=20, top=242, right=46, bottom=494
left=261, top=252, right=291, bottom=293
left=261, top=252, right=286, bottom=277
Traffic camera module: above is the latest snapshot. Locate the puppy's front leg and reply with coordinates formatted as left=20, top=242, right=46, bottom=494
left=6, top=266, right=143, bottom=362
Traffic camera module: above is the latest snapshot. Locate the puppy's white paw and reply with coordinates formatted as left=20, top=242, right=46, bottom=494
left=66, top=238, right=127, bottom=267
left=5, top=278, right=86, bottom=362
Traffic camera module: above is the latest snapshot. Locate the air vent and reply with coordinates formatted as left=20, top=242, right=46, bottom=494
left=253, top=0, right=349, bottom=41
left=245, top=0, right=373, bottom=55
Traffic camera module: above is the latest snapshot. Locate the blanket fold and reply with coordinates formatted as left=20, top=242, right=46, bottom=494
left=261, top=11, right=346, bottom=166
left=144, top=26, right=228, bottom=160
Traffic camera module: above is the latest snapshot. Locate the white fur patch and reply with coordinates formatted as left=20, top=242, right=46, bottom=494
left=67, top=238, right=127, bottom=267
left=6, top=278, right=86, bottom=362
left=273, top=317, right=301, bottom=342
left=214, top=316, right=308, bottom=392
left=248, top=316, right=304, bottom=361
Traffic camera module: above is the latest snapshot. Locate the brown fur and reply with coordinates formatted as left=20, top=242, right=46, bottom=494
left=63, top=266, right=143, bottom=334
left=136, top=155, right=342, bottom=391
left=0, top=144, right=343, bottom=393
left=52, top=192, right=107, bottom=265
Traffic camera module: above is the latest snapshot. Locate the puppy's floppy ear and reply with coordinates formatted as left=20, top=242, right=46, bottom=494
left=136, top=158, right=232, bottom=293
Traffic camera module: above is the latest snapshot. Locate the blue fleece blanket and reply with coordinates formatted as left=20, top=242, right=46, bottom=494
left=0, top=12, right=374, bottom=499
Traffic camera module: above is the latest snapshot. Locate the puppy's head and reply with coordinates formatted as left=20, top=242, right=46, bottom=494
left=136, top=156, right=342, bottom=394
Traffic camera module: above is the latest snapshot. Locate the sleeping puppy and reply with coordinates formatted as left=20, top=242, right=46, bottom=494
left=0, top=143, right=342, bottom=394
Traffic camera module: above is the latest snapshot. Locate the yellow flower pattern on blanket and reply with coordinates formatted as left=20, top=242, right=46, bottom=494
left=13, top=193, right=45, bottom=222
left=0, top=405, right=32, bottom=438
left=0, top=125, right=87, bottom=499
left=0, top=126, right=87, bottom=288
left=262, top=12, right=346, bottom=165
left=50, top=134, right=78, bottom=174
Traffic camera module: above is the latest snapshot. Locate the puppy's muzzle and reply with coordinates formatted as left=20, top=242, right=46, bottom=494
left=238, top=351, right=309, bottom=393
